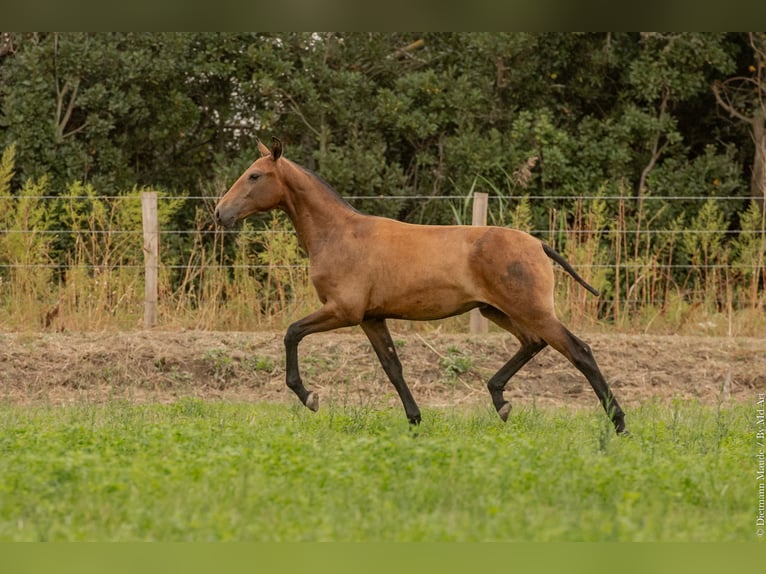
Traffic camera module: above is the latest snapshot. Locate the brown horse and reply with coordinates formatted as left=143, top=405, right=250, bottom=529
left=215, top=138, right=627, bottom=434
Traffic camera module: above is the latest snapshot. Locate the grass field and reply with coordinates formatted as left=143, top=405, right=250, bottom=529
left=0, top=398, right=758, bottom=542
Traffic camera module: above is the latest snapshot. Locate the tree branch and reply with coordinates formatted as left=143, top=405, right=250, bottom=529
left=52, top=34, right=83, bottom=142
left=713, top=80, right=755, bottom=124
left=60, top=80, right=79, bottom=135
left=638, top=85, right=670, bottom=196
left=281, top=90, right=321, bottom=139
left=54, top=78, right=82, bottom=141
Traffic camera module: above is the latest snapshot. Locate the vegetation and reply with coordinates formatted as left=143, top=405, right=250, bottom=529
left=0, top=399, right=755, bottom=541
left=0, top=33, right=763, bottom=332
left=2, top=33, right=764, bottom=208
left=0, top=34, right=760, bottom=548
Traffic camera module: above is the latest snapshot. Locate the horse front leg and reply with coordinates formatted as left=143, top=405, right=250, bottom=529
left=284, top=304, right=355, bottom=413
left=360, top=318, right=421, bottom=425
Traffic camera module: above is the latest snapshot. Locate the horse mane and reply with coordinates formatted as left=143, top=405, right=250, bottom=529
left=293, top=162, right=361, bottom=214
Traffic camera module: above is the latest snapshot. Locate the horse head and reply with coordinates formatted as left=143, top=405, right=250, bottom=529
left=215, top=137, right=286, bottom=228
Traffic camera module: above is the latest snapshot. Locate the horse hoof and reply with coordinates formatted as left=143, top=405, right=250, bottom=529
left=497, top=402, right=511, bottom=422
left=305, top=392, right=319, bottom=412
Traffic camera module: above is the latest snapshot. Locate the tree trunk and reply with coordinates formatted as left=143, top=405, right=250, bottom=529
left=751, top=106, right=766, bottom=212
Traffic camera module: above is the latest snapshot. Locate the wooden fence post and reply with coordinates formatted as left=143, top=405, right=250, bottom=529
left=141, top=191, right=159, bottom=328
left=469, top=192, right=489, bottom=335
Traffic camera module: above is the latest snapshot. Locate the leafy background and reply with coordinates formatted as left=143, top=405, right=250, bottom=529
left=0, top=33, right=763, bottom=332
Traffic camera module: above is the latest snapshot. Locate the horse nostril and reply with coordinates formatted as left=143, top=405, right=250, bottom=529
left=215, top=208, right=221, bottom=222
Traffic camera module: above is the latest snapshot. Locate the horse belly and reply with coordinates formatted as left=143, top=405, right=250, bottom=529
left=366, top=267, right=479, bottom=321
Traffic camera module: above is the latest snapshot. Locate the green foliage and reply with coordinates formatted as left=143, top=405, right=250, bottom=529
left=0, top=143, right=14, bottom=194
left=732, top=201, right=766, bottom=307
left=683, top=199, right=728, bottom=267
left=201, top=349, right=235, bottom=387
left=0, top=141, right=191, bottom=329
left=0, top=32, right=752, bottom=222
left=0, top=145, right=54, bottom=322
left=507, top=193, right=534, bottom=231
left=0, top=33, right=764, bottom=332
left=626, top=33, right=735, bottom=103
left=51, top=183, right=186, bottom=328
left=0, top=400, right=754, bottom=541
left=0, top=33, right=266, bottom=195
left=439, top=346, right=473, bottom=380
left=255, top=212, right=312, bottom=324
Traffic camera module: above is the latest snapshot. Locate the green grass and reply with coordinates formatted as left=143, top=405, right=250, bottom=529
left=0, top=399, right=758, bottom=541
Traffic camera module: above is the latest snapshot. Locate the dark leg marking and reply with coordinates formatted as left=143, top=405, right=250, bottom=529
left=361, top=318, right=421, bottom=425
left=487, top=340, right=547, bottom=421
left=284, top=305, right=353, bottom=413
left=556, top=328, right=627, bottom=434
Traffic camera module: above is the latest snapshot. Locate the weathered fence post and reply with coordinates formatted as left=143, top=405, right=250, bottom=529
left=469, top=192, right=489, bottom=335
left=141, top=191, right=159, bottom=328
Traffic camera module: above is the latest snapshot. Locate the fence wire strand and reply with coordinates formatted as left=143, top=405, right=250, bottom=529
left=1, top=194, right=764, bottom=316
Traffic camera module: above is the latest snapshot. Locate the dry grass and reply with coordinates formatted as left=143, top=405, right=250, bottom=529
left=1, top=148, right=763, bottom=336
left=2, top=330, right=763, bottom=411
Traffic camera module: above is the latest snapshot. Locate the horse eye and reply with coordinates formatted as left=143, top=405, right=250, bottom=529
left=248, top=173, right=261, bottom=182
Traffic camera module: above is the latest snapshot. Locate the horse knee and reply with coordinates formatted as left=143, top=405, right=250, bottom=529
left=558, top=331, right=595, bottom=368
left=284, top=324, right=302, bottom=348
left=572, top=340, right=593, bottom=363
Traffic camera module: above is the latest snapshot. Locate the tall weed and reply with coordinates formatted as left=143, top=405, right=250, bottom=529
left=165, top=209, right=312, bottom=331
left=0, top=143, right=763, bottom=334
left=0, top=145, right=54, bottom=327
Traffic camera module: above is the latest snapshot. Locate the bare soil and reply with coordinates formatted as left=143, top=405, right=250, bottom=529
left=1, top=330, right=764, bottom=412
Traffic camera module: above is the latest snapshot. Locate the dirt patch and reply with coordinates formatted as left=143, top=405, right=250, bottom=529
left=1, top=330, right=764, bottom=412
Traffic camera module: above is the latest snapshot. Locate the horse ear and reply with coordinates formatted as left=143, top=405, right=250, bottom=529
left=271, top=137, right=283, bottom=160
left=257, top=138, right=271, bottom=158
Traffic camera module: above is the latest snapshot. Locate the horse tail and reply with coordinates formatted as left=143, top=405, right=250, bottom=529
left=541, top=242, right=600, bottom=297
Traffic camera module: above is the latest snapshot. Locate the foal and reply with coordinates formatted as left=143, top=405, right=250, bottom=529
left=215, top=138, right=627, bottom=434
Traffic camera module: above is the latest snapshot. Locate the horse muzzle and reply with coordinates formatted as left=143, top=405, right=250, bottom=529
left=214, top=204, right=237, bottom=228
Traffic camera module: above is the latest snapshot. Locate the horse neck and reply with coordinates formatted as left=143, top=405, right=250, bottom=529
left=278, top=162, right=359, bottom=257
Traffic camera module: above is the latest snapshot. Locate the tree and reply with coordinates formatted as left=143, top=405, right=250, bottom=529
left=0, top=32, right=757, bottom=225
left=0, top=32, right=263, bottom=195
left=713, top=32, right=766, bottom=211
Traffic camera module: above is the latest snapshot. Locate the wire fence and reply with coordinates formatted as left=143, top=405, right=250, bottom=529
left=0, top=192, right=764, bottom=333
left=1, top=193, right=763, bottom=267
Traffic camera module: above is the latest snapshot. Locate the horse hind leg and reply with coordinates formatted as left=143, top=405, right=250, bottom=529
left=533, top=318, right=627, bottom=434
left=480, top=307, right=547, bottom=422
left=488, top=341, right=547, bottom=422
left=566, top=330, right=627, bottom=434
